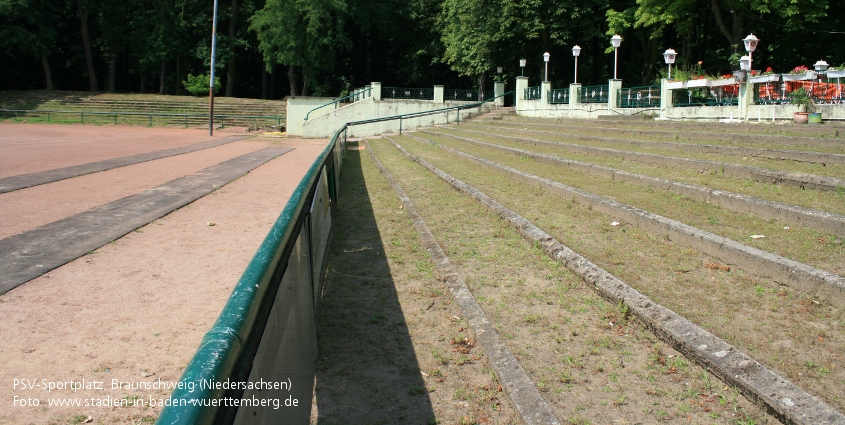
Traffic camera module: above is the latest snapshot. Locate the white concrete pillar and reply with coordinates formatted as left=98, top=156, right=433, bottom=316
left=371, top=82, right=382, bottom=101
left=515, top=76, right=529, bottom=110
left=569, top=83, right=581, bottom=106
left=608, top=79, right=623, bottom=109
left=494, top=81, right=505, bottom=106
left=541, top=81, right=551, bottom=106
left=659, top=79, right=671, bottom=119
left=434, top=85, right=444, bottom=104
left=739, top=82, right=753, bottom=118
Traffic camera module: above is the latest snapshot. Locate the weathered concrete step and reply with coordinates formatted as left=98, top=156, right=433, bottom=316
left=466, top=122, right=845, bottom=165
left=459, top=127, right=845, bottom=192
left=422, top=129, right=845, bottom=238
left=416, top=130, right=845, bottom=309
left=367, top=140, right=561, bottom=425
left=385, top=135, right=845, bottom=425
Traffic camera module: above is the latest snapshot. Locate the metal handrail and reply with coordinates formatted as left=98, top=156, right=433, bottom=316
left=0, top=109, right=283, bottom=127
left=303, top=87, right=372, bottom=121
left=347, top=91, right=514, bottom=133
left=155, top=125, right=347, bottom=424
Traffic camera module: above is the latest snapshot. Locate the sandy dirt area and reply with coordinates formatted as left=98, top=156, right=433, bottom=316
left=0, top=123, right=242, bottom=178
left=0, top=128, right=328, bottom=425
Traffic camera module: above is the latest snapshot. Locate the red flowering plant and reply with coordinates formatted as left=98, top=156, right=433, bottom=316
left=790, top=65, right=809, bottom=74
left=763, top=66, right=774, bottom=75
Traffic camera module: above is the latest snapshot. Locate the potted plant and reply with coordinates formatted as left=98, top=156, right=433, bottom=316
left=749, top=67, right=780, bottom=84
left=790, top=87, right=817, bottom=124
left=783, top=65, right=817, bottom=82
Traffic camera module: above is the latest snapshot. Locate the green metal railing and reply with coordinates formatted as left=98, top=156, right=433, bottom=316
left=618, top=85, right=661, bottom=108
left=304, top=86, right=372, bottom=120
left=673, top=87, right=738, bottom=107
left=548, top=88, right=570, bottom=104
left=0, top=109, right=283, bottom=127
left=154, top=91, right=513, bottom=424
left=525, top=86, right=541, bottom=100
left=156, top=125, right=347, bottom=425
left=444, top=89, right=494, bottom=102
left=579, top=85, right=609, bottom=104
left=382, top=87, right=435, bottom=100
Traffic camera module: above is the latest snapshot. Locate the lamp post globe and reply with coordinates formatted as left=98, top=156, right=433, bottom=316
left=611, top=34, right=622, bottom=79
left=519, top=58, right=526, bottom=76
left=814, top=60, right=829, bottom=74
left=572, top=45, right=581, bottom=84
left=743, top=34, right=759, bottom=70
left=663, top=48, right=677, bottom=79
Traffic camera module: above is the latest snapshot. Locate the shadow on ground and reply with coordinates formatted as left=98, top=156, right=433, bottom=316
left=314, top=148, right=435, bottom=424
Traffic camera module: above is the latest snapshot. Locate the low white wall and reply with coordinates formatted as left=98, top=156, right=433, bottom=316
left=301, top=98, right=494, bottom=138
left=286, top=97, right=338, bottom=136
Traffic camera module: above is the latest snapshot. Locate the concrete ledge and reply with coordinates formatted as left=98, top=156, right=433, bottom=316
left=461, top=128, right=845, bottom=193
left=386, top=137, right=845, bottom=425
left=415, top=130, right=845, bottom=308
left=423, top=129, right=845, bottom=238
left=365, top=139, right=561, bottom=425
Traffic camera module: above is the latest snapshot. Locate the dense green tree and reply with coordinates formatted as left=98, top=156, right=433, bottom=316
left=0, top=0, right=58, bottom=89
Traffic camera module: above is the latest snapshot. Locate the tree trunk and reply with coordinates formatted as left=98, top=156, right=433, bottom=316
left=478, top=74, right=486, bottom=101
left=159, top=60, right=166, bottom=95
left=225, top=0, right=238, bottom=97
left=288, top=64, right=297, bottom=96
left=107, top=44, right=117, bottom=92
left=270, top=65, right=277, bottom=99
left=77, top=0, right=98, bottom=91
left=301, top=75, right=309, bottom=97
left=140, top=77, right=146, bottom=94
left=40, top=53, right=54, bottom=90
left=261, top=66, right=268, bottom=99
left=176, top=55, right=181, bottom=95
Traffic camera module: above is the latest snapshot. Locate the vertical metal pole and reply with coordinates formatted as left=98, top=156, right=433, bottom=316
left=574, top=57, right=578, bottom=84
left=399, top=116, right=402, bottom=134
left=209, top=0, right=219, bottom=136
left=614, top=48, right=618, bottom=80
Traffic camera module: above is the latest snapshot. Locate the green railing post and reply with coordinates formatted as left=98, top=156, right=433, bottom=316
left=399, top=116, right=403, bottom=134
left=457, top=108, right=460, bottom=124
left=114, top=114, right=117, bottom=125
left=80, top=112, right=84, bottom=124
left=47, top=112, right=50, bottom=122
left=185, top=116, right=188, bottom=128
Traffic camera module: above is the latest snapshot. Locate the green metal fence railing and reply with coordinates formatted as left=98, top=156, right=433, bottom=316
left=0, top=109, right=283, bottom=128
left=672, top=87, right=739, bottom=107
left=304, top=86, right=373, bottom=120
left=618, top=85, right=661, bottom=108
left=579, top=85, right=609, bottom=104
left=444, top=89, right=494, bottom=102
left=154, top=90, right=513, bottom=425
left=524, top=86, right=541, bottom=100
left=155, top=125, right=347, bottom=425
left=382, top=87, right=435, bottom=100
left=548, top=88, right=570, bottom=104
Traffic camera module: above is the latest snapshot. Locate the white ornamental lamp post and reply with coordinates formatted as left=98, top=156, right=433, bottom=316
left=663, top=48, right=677, bottom=79
left=814, top=60, right=829, bottom=76
left=572, top=45, right=581, bottom=84
left=519, top=58, right=526, bottom=76
left=743, top=34, right=759, bottom=71
left=543, top=52, right=550, bottom=81
left=611, top=34, right=623, bottom=79
left=737, top=55, right=751, bottom=83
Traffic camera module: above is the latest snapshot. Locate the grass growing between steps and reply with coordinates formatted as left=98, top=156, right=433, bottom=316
left=368, top=137, right=779, bottom=425
left=414, top=131, right=845, bottom=276
left=314, top=145, right=518, bottom=425
left=430, top=126, right=845, bottom=218
left=469, top=119, right=845, bottom=154
left=386, top=133, right=845, bottom=415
